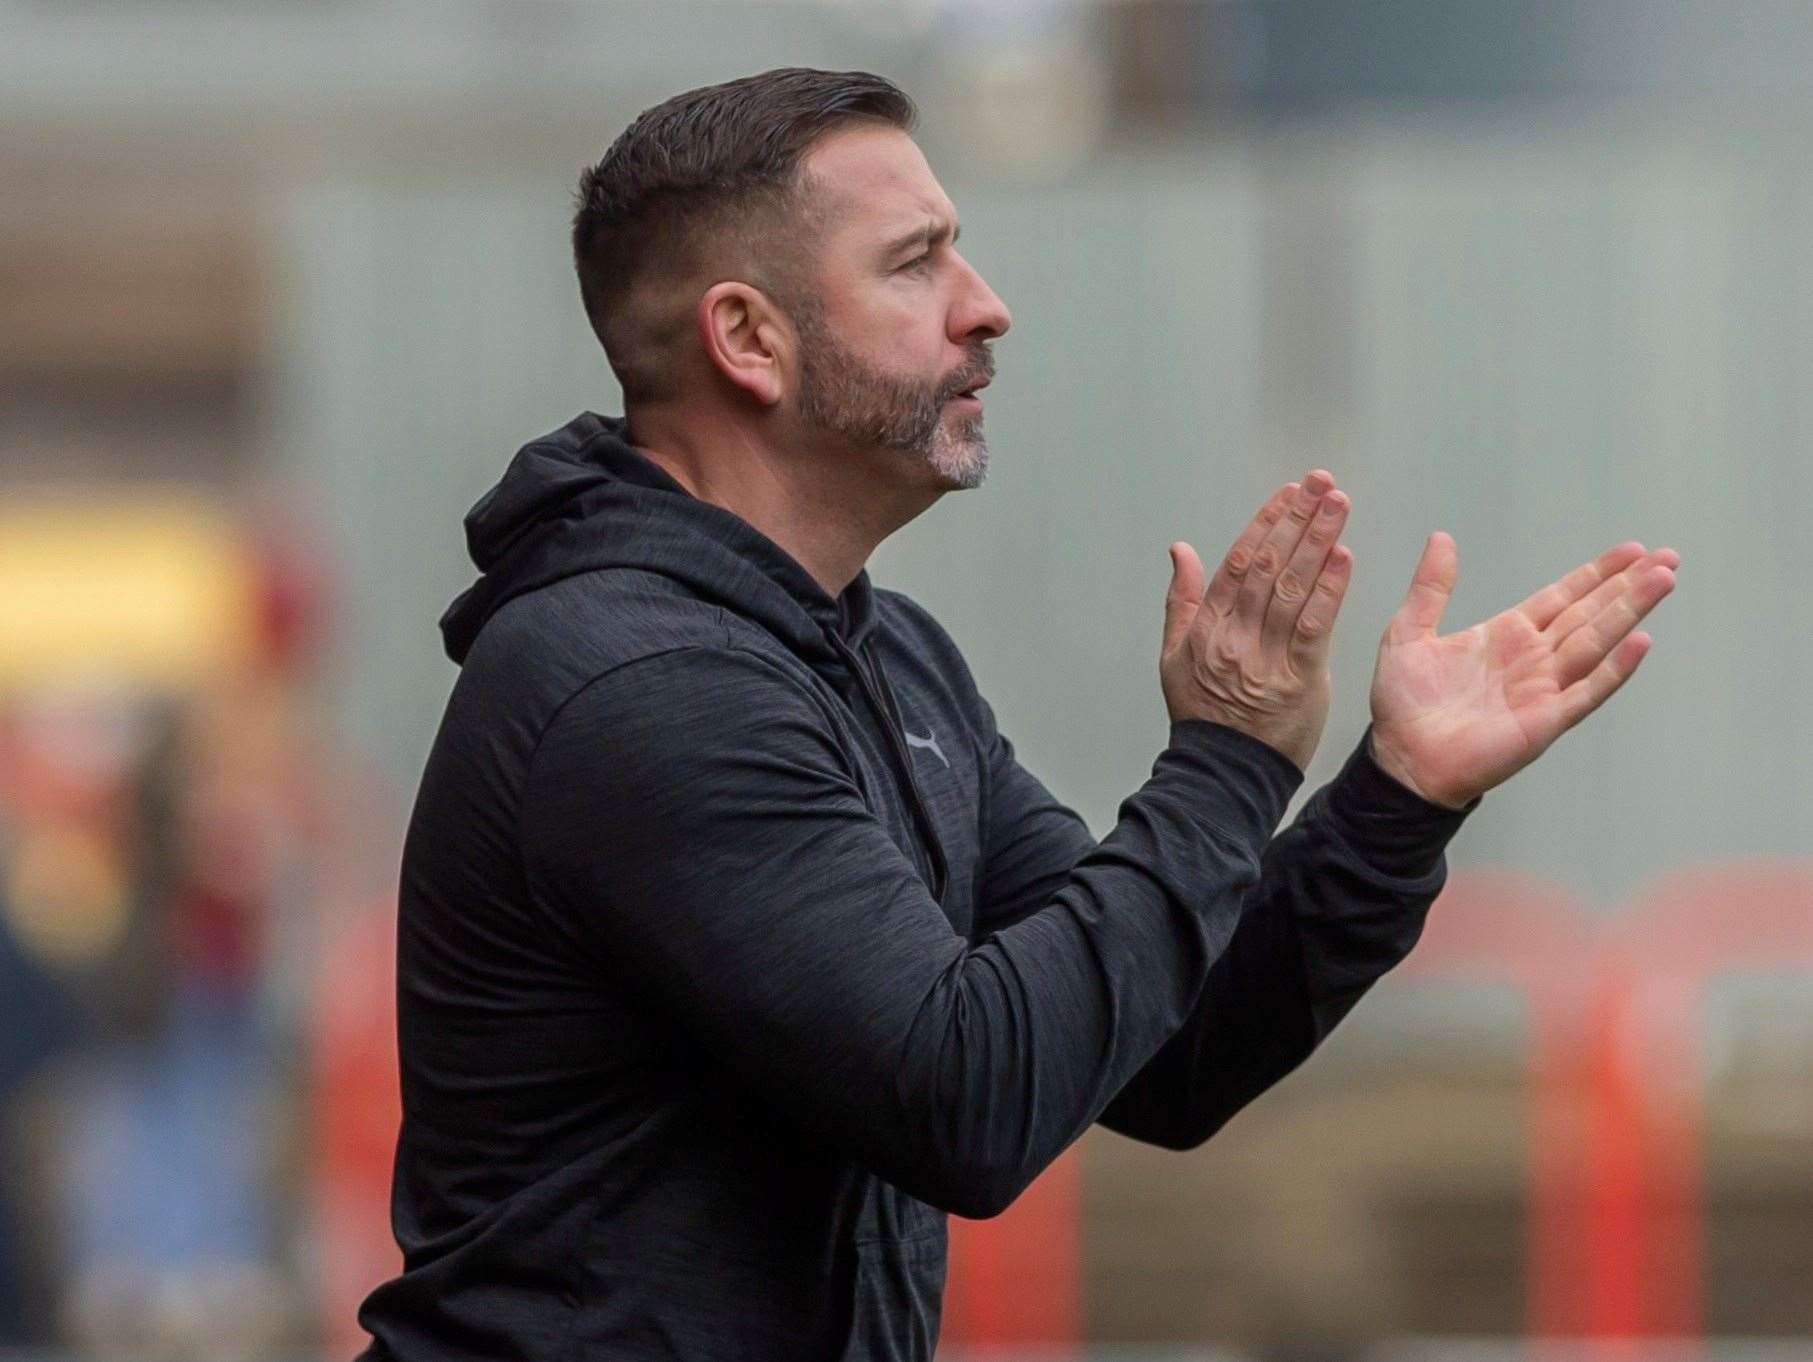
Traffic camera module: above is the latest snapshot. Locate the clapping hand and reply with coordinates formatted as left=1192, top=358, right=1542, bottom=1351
left=1365, top=534, right=1680, bottom=810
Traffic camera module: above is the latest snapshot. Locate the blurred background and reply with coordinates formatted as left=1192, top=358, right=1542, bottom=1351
left=2, top=0, right=1809, bottom=1357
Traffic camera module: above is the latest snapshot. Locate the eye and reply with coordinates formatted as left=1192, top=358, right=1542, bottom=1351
left=896, top=251, right=932, bottom=274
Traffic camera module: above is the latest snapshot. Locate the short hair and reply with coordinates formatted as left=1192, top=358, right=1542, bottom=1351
left=571, top=67, right=917, bottom=406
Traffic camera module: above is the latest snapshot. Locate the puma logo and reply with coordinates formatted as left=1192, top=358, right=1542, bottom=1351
left=902, top=727, right=950, bottom=768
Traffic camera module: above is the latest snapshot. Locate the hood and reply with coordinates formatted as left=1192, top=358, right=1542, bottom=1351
left=440, top=412, right=880, bottom=668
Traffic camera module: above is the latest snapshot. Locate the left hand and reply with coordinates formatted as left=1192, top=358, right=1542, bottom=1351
left=1366, top=534, right=1680, bottom=810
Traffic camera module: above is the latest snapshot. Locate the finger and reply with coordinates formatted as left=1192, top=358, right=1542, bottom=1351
left=1516, top=541, right=1647, bottom=632
left=1236, top=471, right=1333, bottom=624
left=1263, top=489, right=1349, bottom=653
left=1389, top=531, right=1459, bottom=642
left=1288, top=544, right=1354, bottom=668
left=1554, top=629, right=1653, bottom=733
left=1542, top=546, right=1673, bottom=647
left=1204, top=482, right=1296, bottom=618
left=1163, top=541, right=1208, bottom=656
left=1551, top=562, right=1676, bottom=690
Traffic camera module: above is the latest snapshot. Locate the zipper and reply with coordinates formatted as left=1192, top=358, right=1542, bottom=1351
left=827, top=633, right=949, bottom=903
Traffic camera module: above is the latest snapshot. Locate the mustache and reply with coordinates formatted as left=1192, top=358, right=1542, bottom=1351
left=938, top=348, right=996, bottom=402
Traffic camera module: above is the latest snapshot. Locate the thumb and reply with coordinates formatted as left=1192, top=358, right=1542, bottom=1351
left=1392, top=531, right=1458, bottom=641
left=1162, top=541, right=1206, bottom=655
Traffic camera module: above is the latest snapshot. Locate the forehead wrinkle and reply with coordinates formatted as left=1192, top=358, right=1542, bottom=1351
left=798, top=130, right=961, bottom=264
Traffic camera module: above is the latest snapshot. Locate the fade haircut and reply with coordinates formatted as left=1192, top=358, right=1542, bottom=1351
left=571, top=67, right=917, bottom=406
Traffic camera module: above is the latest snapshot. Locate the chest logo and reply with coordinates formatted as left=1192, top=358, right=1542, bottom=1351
left=902, top=727, right=950, bottom=768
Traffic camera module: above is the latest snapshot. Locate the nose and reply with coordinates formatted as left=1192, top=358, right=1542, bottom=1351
left=951, top=252, right=1011, bottom=343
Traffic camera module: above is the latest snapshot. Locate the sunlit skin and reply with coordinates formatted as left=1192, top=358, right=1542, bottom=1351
left=627, top=124, right=1010, bottom=601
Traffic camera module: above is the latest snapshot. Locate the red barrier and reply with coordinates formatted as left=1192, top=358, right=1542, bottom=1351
left=943, top=1145, right=1083, bottom=1351
left=1399, top=870, right=1605, bottom=1337
left=311, top=899, right=402, bottom=1358
left=312, top=860, right=1813, bottom=1349
left=1606, top=861, right=1813, bottom=1339
left=1405, top=859, right=1813, bottom=1344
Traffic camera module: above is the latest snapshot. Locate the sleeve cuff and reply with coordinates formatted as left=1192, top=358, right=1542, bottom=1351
left=1166, top=718, right=1307, bottom=822
left=1321, top=723, right=1480, bottom=875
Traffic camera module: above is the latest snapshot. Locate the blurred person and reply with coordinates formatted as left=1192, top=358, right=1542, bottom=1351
left=46, top=691, right=299, bottom=1355
left=0, top=690, right=167, bottom=1347
left=354, top=67, right=1679, bottom=1361
left=0, top=740, right=79, bottom=1344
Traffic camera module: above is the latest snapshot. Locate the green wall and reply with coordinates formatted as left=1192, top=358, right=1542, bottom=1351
left=273, top=120, right=1809, bottom=908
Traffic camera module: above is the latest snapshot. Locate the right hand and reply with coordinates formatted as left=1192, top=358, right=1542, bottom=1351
left=1160, top=471, right=1354, bottom=774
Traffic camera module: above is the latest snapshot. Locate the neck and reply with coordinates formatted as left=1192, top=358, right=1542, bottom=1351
left=625, top=406, right=943, bottom=600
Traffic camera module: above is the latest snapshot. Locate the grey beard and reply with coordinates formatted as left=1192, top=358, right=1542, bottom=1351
left=790, top=300, right=990, bottom=486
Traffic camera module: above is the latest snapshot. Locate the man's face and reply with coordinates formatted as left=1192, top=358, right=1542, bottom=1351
left=783, top=126, right=1011, bottom=491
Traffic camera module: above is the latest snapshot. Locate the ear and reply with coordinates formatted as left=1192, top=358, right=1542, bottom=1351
left=696, top=281, right=788, bottom=407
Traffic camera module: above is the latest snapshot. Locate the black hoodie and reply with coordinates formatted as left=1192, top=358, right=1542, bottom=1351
left=354, top=412, right=1479, bottom=1361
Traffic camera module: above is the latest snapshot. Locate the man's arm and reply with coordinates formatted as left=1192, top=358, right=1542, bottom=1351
left=519, top=644, right=1301, bottom=1219
left=970, top=696, right=1476, bottom=1151
left=1094, top=724, right=1477, bottom=1148
left=972, top=522, right=1672, bottom=1153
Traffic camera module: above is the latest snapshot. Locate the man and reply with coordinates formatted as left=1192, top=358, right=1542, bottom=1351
left=355, top=67, right=1678, bottom=1360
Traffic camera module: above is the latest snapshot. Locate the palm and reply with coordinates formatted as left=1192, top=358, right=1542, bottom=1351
left=1371, top=610, right=1567, bottom=804
left=1365, top=534, right=1678, bottom=809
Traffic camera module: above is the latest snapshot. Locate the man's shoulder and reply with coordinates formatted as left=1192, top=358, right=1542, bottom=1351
left=468, top=568, right=730, bottom=680
left=445, top=569, right=761, bottom=751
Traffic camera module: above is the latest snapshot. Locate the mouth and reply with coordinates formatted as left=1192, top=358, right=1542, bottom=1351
left=948, top=377, right=990, bottom=407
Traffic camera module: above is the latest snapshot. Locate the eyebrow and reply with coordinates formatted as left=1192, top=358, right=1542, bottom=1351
left=879, top=217, right=961, bottom=261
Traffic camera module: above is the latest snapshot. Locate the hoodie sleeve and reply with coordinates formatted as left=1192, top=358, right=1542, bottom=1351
left=975, top=715, right=1482, bottom=1152
left=517, top=644, right=1299, bottom=1219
